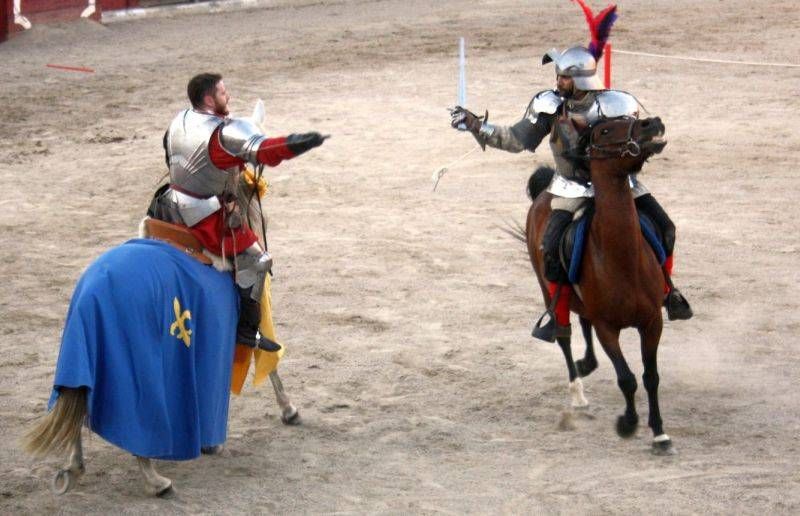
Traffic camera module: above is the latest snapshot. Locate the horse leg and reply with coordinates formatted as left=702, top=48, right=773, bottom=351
left=594, top=323, right=638, bottom=437
left=575, top=317, right=598, bottom=377
left=556, top=335, right=588, bottom=408
left=639, top=320, right=675, bottom=455
left=52, top=429, right=84, bottom=495
left=269, top=371, right=301, bottom=425
left=135, top=456, right=173, bottom=497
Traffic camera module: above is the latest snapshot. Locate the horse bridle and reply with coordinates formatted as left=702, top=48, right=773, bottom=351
left=586, top=117, right=641, bottom=159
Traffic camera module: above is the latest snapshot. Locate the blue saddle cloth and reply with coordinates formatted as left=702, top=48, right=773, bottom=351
left=48, top=239, right=238, bottom=460
left=565, top=211, right=667, bottom=284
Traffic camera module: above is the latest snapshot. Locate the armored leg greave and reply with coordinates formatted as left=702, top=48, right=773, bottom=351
left=235, top=243, right=272, bottom=302
left=234, top=244, right=280, bottom=351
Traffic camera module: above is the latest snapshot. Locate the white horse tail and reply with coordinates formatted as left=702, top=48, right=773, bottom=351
left=23, top=387, right=87, bottom=458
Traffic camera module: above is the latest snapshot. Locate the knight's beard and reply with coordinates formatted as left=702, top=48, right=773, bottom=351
left=214, top=101, right=230, bottom=117
left=558, top=85, right=575, bottom=98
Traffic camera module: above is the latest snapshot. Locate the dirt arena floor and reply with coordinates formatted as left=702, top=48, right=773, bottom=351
left=1, top=0, right=799, bottom=513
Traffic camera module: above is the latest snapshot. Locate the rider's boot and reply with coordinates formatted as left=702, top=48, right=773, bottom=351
left=634, top=195, right=692, bottom=321
left=533, top=209, right=574, bottom=342
left=662, top=255, right=693, bottom=321
left=236, top=285, right=281, bottom=352
left=533, top=282, right=572, bottom=342
left=234, top=244, right=280, bottom=351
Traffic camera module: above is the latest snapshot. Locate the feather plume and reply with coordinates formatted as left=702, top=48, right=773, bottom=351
left=572, top=0, right=618, bottom=60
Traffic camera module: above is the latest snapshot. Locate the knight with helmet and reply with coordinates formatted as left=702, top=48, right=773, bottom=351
left=450, top=1, right=692, bottom=342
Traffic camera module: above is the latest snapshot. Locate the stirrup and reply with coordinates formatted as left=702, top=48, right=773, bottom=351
left=665, top=288, right=693, bottom=321
left=532, top=310, right=571, bottom=342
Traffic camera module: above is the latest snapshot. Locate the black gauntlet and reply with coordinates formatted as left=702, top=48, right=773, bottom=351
left=450, top=106, right=484, bottom=133
left=287, top=132, right=325, bottom=156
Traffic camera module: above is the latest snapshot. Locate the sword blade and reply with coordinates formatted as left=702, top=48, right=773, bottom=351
left=458, top=37, right=466, bottom=107
left=456, top=37, right=467, bottom=130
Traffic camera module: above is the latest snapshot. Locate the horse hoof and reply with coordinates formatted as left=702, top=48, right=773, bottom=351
left=52, top=469, right=75, bottom=495
left=201, top=445, right=224, bottom=455
left=156, top=484, right=175, bottom=499
left=569, top=379, right=589, bottom=408
left=615, top=414, right=638, bottom=438
left=652, top=436, right=676, bottom=456
left=576, top=358, right=597, bottom=377
left=281, top=406, right=301, bottom=426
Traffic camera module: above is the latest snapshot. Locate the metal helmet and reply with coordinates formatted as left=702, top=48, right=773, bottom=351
left=542, top=46, right=604, bottom=91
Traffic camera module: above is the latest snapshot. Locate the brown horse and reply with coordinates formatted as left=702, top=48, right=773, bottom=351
left=526, top=116, right=674, bottom=454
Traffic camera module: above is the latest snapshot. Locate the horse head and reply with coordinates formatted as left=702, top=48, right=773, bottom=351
left=585, top=116, right=667, bottom=174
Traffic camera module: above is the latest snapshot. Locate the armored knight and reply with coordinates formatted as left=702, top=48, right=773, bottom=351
left=450, top=43, right=692, bottom=342
left=150, top=73, right=325, bottom=352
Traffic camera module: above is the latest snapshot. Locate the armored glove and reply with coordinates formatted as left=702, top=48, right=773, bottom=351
left=450, top=106, right=484, bottom=133
left=287, top=132, right=326, bottom=156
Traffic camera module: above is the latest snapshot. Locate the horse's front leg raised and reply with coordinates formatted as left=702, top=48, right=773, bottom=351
left=556, top=335, right=588, bottom=408
left=575, top=316, right=598, bottom=377
left=135, top=456, right=173, bottom=497
left=594, top=323, right=639, bottom=437
left=269, top=371, right=300, bottom=425
left=639, top=318, right=675, bottom=455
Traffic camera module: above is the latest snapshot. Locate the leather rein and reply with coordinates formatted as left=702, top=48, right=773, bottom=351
left=586, top=117, right=642, bottom=159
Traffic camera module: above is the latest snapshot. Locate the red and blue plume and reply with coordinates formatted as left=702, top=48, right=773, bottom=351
left=572, top=0, right=618, bottom=60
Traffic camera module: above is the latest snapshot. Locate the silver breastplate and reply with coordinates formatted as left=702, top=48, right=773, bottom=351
left=167, top=109, right=238, bottom=198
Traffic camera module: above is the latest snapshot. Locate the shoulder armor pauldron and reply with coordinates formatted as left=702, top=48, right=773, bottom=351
left=592, top=90, right=641, bottom=121
left=525, top=90, right=563, bottom=123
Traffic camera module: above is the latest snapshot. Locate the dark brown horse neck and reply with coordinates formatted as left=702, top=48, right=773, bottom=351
left=582, top=161, right=662, bottom=326
left=589, top=165, right=643, bottom=275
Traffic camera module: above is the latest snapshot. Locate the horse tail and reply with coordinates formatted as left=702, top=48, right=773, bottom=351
left=23, top=387, right=87, bottom=457
left=495, top=218, right=528, bottom=244
left=527, top=166, right=556, bottom=200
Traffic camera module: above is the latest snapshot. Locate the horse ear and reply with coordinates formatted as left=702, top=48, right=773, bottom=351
left=250, top=99, right=267, bottom=132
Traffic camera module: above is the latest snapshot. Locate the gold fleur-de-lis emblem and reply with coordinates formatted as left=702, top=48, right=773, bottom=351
left=169, top=297, right=192, bottom=347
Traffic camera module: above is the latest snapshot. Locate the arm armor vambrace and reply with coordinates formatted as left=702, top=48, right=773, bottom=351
left=478, top=123, right=528, bottom=153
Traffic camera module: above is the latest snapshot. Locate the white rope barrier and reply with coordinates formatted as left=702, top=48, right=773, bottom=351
left=614, top=49, right=800, bottom=68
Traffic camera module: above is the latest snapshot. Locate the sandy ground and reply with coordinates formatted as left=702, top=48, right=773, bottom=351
left=1, top=0, right=799, bottom=513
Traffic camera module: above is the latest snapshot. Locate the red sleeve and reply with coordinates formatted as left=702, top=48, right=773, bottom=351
left=208, top=127, right=296, bottom=169
left=209, top=127, right=246, bottom=169
left=256, top=136, right=296, bottom=167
